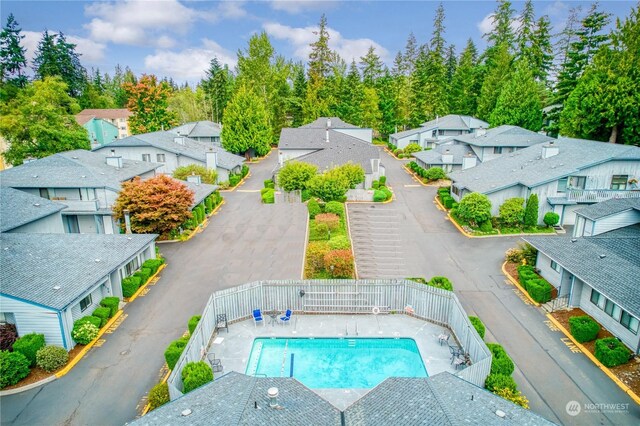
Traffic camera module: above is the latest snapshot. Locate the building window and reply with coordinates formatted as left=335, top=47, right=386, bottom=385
left=80, top=294, right=92, bottom=312
left=451, top=185, right=460, bottom=196
left=432, top=130, right=437, bottom=138
left=604, top=299, right=616, bottom=317
left=142, top=154, right=151, bottom=162
left=621, top=311, right=639, bottom=334
left=438, top=129, right=445, bottom=136
left=156, top=154, right=166, bottom=162
left=39, top=188, right=50, bottom=199
left=557, top=177, right=568, bottom=193
left=550, top=260, right=560, bottom=272
left=590, top=289, right=601, bottom=306
left=568, top=176, right=586, bottom=190
left=124, top=257, right=139, bottom=276
left=610, top=175, right=628, bottom=190
left=493, top=147, right=503, bottom=154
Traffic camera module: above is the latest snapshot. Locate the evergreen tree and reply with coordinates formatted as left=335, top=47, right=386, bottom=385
left=0, top=13, right=28, bottom=98
left=489, top=59, right=542, bottom=131
left=487, top=0, right=516, bottom=51
left=476, top=43, right=512, bottom=121
left=523, top=193, right=539, bottom=227
left=337, top=60, right=363, bottom=125
left=308, top=14, right=333, bottom=84
left=201, top=57, right=233, bottom=123
left=359, top=46, right=383, bottom=88
left=123, top=74, right=178, bottom=134
left=449, top=39, right=480, bottom=115
left=290, top=64, right=306, bottom=126
left=32, top=31, right=87, bottom=98
left=529, top=16, right=554, bottom=83
left=516, top=0, right=536, bottom=57
left=402, top=32, right=419, bottom=75
left=445, top=44, right=457, bottom=84
left=360, top=87, right=381, bottom=130
left=376, top=70, right=397, bottom=137
left=221, top=85, right=271, bottom=156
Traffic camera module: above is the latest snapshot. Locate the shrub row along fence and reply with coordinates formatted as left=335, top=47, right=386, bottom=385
left=166, top=279, right=492, bottom=400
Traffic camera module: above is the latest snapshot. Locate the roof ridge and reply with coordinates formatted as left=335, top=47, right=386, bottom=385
left=424, top=378, right=456, bottom=425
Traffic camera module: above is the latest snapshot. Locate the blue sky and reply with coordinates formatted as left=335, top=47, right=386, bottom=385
left=2, top=1, right=636, bottom=83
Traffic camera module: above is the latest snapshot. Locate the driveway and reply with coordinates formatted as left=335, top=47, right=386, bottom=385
left=0, top=152, right=307, bottom=426
left=346, top=149, right=640, bottom=425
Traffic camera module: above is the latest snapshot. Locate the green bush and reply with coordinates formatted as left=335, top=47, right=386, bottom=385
left=595, top=338, right=632, bottom=368
left=261, top=188, right=275, bottom=204
left=188, top=315, right=201, bottom=335
left=122, top=275, right=142, bottom=297
left=164, top=336, right=190, bottom=370
left=568, top=316, right=601, bottom=343
left=100, top=297, right=119, bottom=317
left=469, top=316, right=486, bottom=339
left=517, top=265, right=537, bottom=285
left=504, top=248, right=523, bottom=263
left=394, top=148, right=404, bottom=157
left=379, top=176, right=386, bottom=186
left=13, top=333, right=45, bottom=367
left=526, top=278, right=553, bottom=303
left=205, top=195, right=214, bottom=213
left=92, top=307, right=111, bottom=328
left=499, top=198, right=525, bottom=227
left=263, top=179, right=275, bottom=189
left=424, top=167, right=446, bottom=181
left=182, top=361, right=214, bottom=393
left=307, top=198, right=321, bottom=218
left=372, top=180, right=380, bottom=190
left=74, top=315, right=101, bottom=329
left=229, top=174, right=241, bottom=187
left=301, top=189, right=311, bottom=202
left=135, top=268, right=152, bottom=285
left=442, top=195, right=454, bottom=209
left=36, top=345, right=69, bottom=372
left=404, top=143, right=422, bottom=155
left=479, top=220, right=493, bottom=232
left=518, top=242, right=538, bottom=266
left=380, top=186, right=393, bottom=201
left=457, top=193, right=492, bottom=227
left=485, top=373, right=518, bottom=392
left=543, top=212, right=560, bottom=227
left=72, top=322, right=99, bottom=345
left=148, top=382, right=170, bottom=410
left=0, top=350, right=30, bottom=388
left=427, top=276, right=453, bottom=291
left=142, top=259, right=163, bottom=275
left=328, top=235, right=351, bottom=250
left=324, top=201, right=344, bottom=217
left=373, top=189, right=387, bottom=202
left=487, top=343, right=515, bottom=376
left=241, top=164, right=249, bottom=178
left=523, top=194, right=539, bottom=227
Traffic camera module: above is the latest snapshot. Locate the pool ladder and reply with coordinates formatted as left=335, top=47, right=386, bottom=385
left=345, top=319, right=359, bottom=336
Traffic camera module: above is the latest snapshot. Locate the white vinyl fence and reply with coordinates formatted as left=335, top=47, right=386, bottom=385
left=167, top=279, right=492, bottom=399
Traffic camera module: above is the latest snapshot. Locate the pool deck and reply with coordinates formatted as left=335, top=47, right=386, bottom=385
left=208, top=314, right=464, bottom=410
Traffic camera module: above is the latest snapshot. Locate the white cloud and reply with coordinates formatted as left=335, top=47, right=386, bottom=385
left=270, top=1, right=334, bottom=14
left=22, top=30, right=106, bottom=65
left=477, top=13, right=522, bottom=37
left=144, top=38, right=236, bottom=81
left=263, top=21, right=388, bottom=63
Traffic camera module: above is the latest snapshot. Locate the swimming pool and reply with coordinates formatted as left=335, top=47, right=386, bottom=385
left=245, top=337, right=428, bottom=389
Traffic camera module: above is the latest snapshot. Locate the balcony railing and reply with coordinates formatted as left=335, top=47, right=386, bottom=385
left=60, top=199, right=100, bottom=212
left=566, top=189, right=640, bottom=202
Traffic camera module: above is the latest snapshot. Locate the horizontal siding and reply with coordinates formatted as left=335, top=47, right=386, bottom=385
left=0, top=295, right=63, bottom=347
left=70, top=282, right=109, bottom=322
left=593, top=209, right=640, bottom=236
left=535, top=252, right=561, bottom=288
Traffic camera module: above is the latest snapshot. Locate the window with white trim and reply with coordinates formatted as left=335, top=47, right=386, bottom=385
left=156, top=154, right=166, bottom=162
left=80, top=294, right=92, bottom=312
left=550, top=260, right=560, bottom=272
left=621, top=311, right=639, bottom=334
left=610, top=175, right=628, bottom=190
left=590, top=289, right=601, bottom=306
left=142, top=154, right=151, bottom=162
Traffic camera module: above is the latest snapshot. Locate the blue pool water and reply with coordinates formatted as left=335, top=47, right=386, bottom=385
left=245, top=338, right=428, bottom=389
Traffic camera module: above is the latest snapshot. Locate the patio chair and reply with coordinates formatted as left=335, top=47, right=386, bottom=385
left=448, top=344, right=462, bottom=362
left=207, top=352, right=223, bottom=373
left=438, top=333, right=450, bottom=346
left=452, top=355, right=466, bottom=370
left=280, top=309, right=292, bottom=325
left=253, top=309, right=264, bottom=327
left=216, top=314, right=228, bottom=333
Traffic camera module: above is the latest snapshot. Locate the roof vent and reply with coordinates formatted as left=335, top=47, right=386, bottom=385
left=33, top=203, right=40, bottom=207
left=181, top=409, right=192, bottom=417
left=81, top=175, right=86, bottom=178
left=599, top=254, right=606, bottom=259
left=495, top=409, right=506, bottom=418
left=53, top=285, right=61, bottom=291
left=95, top=258, right=101, bottom=263
left=268, top=387, right=279, bottom=408
left=571, top=238, right=577, bottom=243
left=72, top=156, right=79, bottom=159
left=32, top=174, right=38, bottom=178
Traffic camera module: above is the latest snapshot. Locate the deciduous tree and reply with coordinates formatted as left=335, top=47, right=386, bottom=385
left=277, top=161, right=318, bottom=192
left=173, top=164, right=217, bottom=185
left=124, top=74, right=178, bottom=134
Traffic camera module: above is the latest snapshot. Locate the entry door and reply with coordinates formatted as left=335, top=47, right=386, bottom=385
left=65, top=215, right=80, bottom=233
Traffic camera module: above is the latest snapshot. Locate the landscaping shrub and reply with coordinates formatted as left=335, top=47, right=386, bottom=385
left=307, top=198, right=321, bottom=218
left=315, top=213, right=340, bottom=232
left=148, top=382, right=170, bottom=410
left=142, top=259, right=163, bottom=275
left=372, top=180, right=379, bottom=190
left=314, top=222, right=329, bottom=240
left=92, top=307, right=111, bottom=328
left=99, top=297, right=119, bottom=318
left=479, top=220, right=493, bottom=232
left=74, top=315, right=101, bottom=329
left=0, top=324, right=18, bottom=351
left=12, top=333, right=45, bottom=367
left=228, top=174, right=241, bottom=187
left=301, top=189, right=311, bottom=202
left=504, top=248, right=523, bottom=263
left=523, top=194, right=539, bottom=227
left=306, top=242, right=331, bottom=274
left=469, top=316, right=486, bottom=339
left=182, top=361, right=213, bottom=393
left=525, top=278, right=553, bottom=303
left=36, top=345, right=68, bottom=372
left=261, top=188, right=275, bottom=204
left=394, top=148, right=404, bottom=157
left=424, top=167, right=446, bottom=181
left=328, top=235, right=351, bottom=250
left=164, top=336, right=190, bottom=370
left=263, top=179, right=275, bottom=189
left=135, top=268, right=152, bottom=285
left=595, top=338, right=632, bottom=368
left=0, top=350, right=30, bottom=389
left=494, top=388, right=529, bottom=409
left=485, top=373, right=518, bottom=392
left=487, top=343, right=515, bottom=376
left=379, top=176, right=386, bottom=186
left=568, top=316, right=600, bottom=343
left=188, top=316, right=201, bottom=335
left=441, top=195, right=454, bottom=209
left=72, top=322, right=99, bottom=345
left=404, top=143, right=422, bottom=155
left=323, top=249, right=355, bottom=278
left=457, top=193, right=492, bottom=227
left=373, top=189, right=387, bottom=202
left=517, top=242, right=538, bottom=266
left=380, top=186, right=393, bottom=201
left=241, top=164, right=249, bottom=178
left=205, top=195, right=214, bottom=213
left=324, top=201, right=344, bottom=217
left=122, top=276, right=142, bottom=298
left=499, top=198, right=525, bottom=227
left=543, top=212, right=560, bottom=227
left=427, top=276, right=453, bottom=291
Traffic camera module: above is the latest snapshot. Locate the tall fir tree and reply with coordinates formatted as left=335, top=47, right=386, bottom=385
left=0, top=13, right=28, bottom=100
left=337, top=60, right=363, bottom=125
left=449, top=39, right=480, bottom=115
left=402, top=32, right=419, bottom=76
left=516, top=0, right=536, bottom=57
left=445, top=44, right=457, bottom=85
left=308, top=14, right=333, bottom=84
left=529, top=16, right=554, bottom=83
left=201, top=57, right=233, bottom=123
left=476, top=43, right=513, bottom=120
left=32, top=31, right=87, bottom=98
left=487, top=0, right=516, bottom=51
left=290, top=64, right=306, bottom=126
left=360, top=87, right=382, bottom=130
left=359, top=46, right=383, bottom=88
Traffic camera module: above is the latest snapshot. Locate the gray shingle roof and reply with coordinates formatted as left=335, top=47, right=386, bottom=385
left=456, top=125, right=553, bottom=148
left=345, top=373, right=555, bottom=425
left=413, top=144, right=476, bottom=166
left=300, top=117, right=360, bottom=129
left=133, top=372, right=341, bottom=426
left=0, top=150, right=162, bottom=191
left=524, top=225, right=640, bottom=317
left=170, top=121, right=222, bottom=138
left=182, top=181, right=218, bottom=207
left=0, top=187, right=66, bottom=232
left=389, top=126, right=434, bottom=139
left=0, top=233, right=157, bottom=310
left=94, top=131, right=244, bottom=171
left=419, top=115, right=488, bottom=130
left=449, top=138, right=640, bottom=194
left=574, top=198, right=640, bottom=221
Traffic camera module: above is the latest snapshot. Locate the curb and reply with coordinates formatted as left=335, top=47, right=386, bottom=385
left=301, top=212, right=310, bottom=280
left=219, top=171, right=251, bottom=193
left=546, top=314, right=640, bottom=405
left=383, top=147, right=410, bottom=161
left=0, top=374, right=56, bottom=396
left=501, top=261, right=541, bottom=307
left=126, top=263, right=167, bottom=303
left=344, top=203, right=359, bottom=279
left=157, top=200, right=225, bottom=244
left=140, top=367, right=172, bottom=416
left=403, top=165, right=451, bottom=188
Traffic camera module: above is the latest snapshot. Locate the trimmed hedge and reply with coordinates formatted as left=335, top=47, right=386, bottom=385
left=135, top=267, right=152, bottom=285
left=36, top=345, right=69, bottom=372
left=487, top=343, right=515, bottom=376
left=569, top=316, right=600, bottom=343
left=441, top=195, right=454, bottom=209
left=0, top=350, right=30, bottom=389
left=229, top=174, right=241, bottom=187
left=379, top=176, right=386, bottom=186
left=148, top=382, right=170, bottom=410
left=143, top=258, right=164, bottom=274
left=122, top=276, right=142, bottom=298
left=373, top=189, right=387, bottom=202
left=0, top=323, right=18, bottom=351
left=263, top=179, right=275, bottom=189
left=72, top=322, right=98, bottom=345
left=479, top=220, right=493, bottom=232
left=543, top=212, right=560, bottom=227
left=517, top=265, right=552, bottom=303
left=485, top=373, right=518, bottom=392
left=595, top=338, right=631, bottom=368
left=182, top=361, right=214, bottom=393
left=469, top=316, right=486, bottom=339
left=324, top=201, right=344, bottom=217
left=307, top=198, right=321, bottom=218
left=92, top=307, right=111, bottom=328
left=261, top=188, right=275, bottom=204
left=427, top=276, right=453, bottom=291
left=164, top=336, right=190, bottom=370
left=188, top=315, right=201, bottom=335
left=100, top=297, right=120, bottom=317
left=74, top=315, right=101, bottom=329
left=372, top=180, right=380, bottom=190
left=13, top=333, right=45, bottom=367
left=241, top=164, right=249, bottom=178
